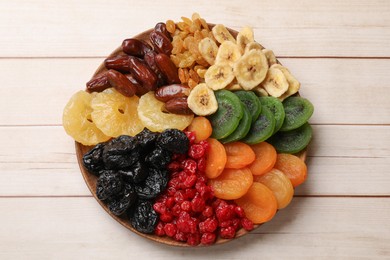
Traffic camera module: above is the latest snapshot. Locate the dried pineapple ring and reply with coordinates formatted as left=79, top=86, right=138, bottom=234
left=138, top=92, right=193, bottom=132
left=91, top=88, right=144, bottom=137
left=62, top=90, right=110, bottom=146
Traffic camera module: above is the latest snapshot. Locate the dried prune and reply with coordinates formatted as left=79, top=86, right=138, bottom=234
left=129, top=199, right=158, bottom=234
left=118, top=161, right=147, bottom=184
left=83, top=143, right=105, bottom=176
left=107, top=182, right=137, bottom=216
left=135, top=168, right=168, bottom=199
left=156, top=129, right=189, bottom=154
left=103, top=135, right=140, bottom=169
left=144, top=146, right=172, bottom=168
left=135, top=128, right=158, bottom=154
left=96, top=170, right=123, bottom=200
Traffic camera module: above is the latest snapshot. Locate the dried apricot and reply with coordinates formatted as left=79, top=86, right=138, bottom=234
left=204, top=138, right=227, bottom=179
left=235, top=182, right=277, bottom=224
left=224, top=142, right=255, bottom=169
left=208, top=167, right=253, bottom=200
left=274, top=153, right=307, bottom=187
left=254, top=168, right=294, bottom=209
left=248, top=142, right=277, bottom=175
left=187, top=117, right=213, bottom=142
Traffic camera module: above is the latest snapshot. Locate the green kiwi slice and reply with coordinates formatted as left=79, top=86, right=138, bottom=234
left=258, top=96, right=285, bottom=134
left=220, top=103, right=252, bottom=143
left=268, top=122, right=312, bottom=153
left=208, top=90, right=244, bottom=139
left=234, top=90, right=261, bottom=123
left=242, top=106, right=275, bottom=145
left=280, top=96, right=314, bottom=132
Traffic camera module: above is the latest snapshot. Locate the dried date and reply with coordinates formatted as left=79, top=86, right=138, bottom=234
left=122, top=38, right=152, bottom=57
left=155, top=53, right=180, bottom=84
left=154, top=22, right=172, bottom=40
left=86, top=72, right=111, bottom=92
left=107, top=69, right=136, bottom=97
left=149, top=31, right=173, bottom=55
left=154, top=84, right=190, bottom=102
left=164, top=96, right=193, bottom=115
left=104, top=55, right=132, bottom=72
left=128, top=56, right=158, bottom=92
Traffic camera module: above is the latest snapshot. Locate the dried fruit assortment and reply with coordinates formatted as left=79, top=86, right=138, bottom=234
left=63, top=13, right=314, bottom=246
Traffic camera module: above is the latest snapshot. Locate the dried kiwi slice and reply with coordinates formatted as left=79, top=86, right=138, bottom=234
left=280, top=96, right=314, bottom=132
left=258, top=96, right=285, bottom=134
left=220, top=103, right=251, bottom=143
left=208, top=90, right=244, bottom=139
left=268, top=122, right=312, bottom=153
left=234, top=90, right=261, bottom=123
left=242, top=106, right=275, bottom=145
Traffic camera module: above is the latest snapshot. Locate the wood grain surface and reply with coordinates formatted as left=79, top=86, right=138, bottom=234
left=0, top=0, right=389, bottom=258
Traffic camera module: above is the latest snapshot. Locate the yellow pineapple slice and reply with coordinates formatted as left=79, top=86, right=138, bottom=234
left=138, top=92, right=194, bottom=132
left=62, top=90, right=110, bottom=146
left=91, top=88, right=144, bottom=137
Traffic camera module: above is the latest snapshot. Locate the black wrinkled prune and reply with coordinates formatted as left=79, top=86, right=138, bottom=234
left=103, top=135, right=140, bottom=170
left=156, top=128, right=189, bottom=154
left=82, top=143, right=105, bottom=176
left=118, top=161, right=148, bottom=184
left=144, top=146, right=172, bottom=168
left=135, top=168, right=168, bottom=199
left=107, top=182, right=137, bottom=216
left=96, top=170, right=123, bottom=200
left=135, top=128, right=158, bottom=154
left=129, top=199, right=158, bottom=234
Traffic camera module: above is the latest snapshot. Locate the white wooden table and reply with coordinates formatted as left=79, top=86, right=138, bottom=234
left=1, top=1, right=389, bottom=259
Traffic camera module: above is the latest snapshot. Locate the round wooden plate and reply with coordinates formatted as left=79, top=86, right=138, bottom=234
left=76, top=25, right=307, bottom=247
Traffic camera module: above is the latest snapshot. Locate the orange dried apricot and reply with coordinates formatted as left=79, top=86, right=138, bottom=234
left=274, top=153, right=307, bottom=187
left=254, top=168, right=294, bottom=209
left=187, top=117, right=213, bottom=143
left=208, top=167, right=253, bottom=200
left=224, top=142, right=256, bottom=169
left=235, top=182, right=277, bottom=224
left=204, top=138, right=227, bottom=179
left=248, top=142, right=277, bottom=176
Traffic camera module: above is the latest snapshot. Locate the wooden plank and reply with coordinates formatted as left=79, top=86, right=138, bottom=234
left=0, top=0, right=390, bottom=57
left=1, top=58, right=390, bottom=125
left=1, top=126, right=389, bottom=196
left=0, top=197, right=388, bottom=258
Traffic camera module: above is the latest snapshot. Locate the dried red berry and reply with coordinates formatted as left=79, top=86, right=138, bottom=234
left=201, top=232, right=216, bottom=245
left=220, top=226, right=236, bottom=239
left=164, top=223, right=177, bottom=237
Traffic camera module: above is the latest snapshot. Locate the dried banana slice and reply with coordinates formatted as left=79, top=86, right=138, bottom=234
left=233, top=49, right=269, bottom=90
left=212, top=24, right=236, bottom=44
left=262, top=49, right=277, bottom=66
left=272, top=64, right=301, bottom=101
left=237, top=26, right=254, bottom=54
left=244, top=42, right=263, bottom=53
left=261, top=67, right=289, bottom=97
left=205, top=63, right=235, bottom=90
left=187, top=83, right=218, bottom=116
left=215, top=41, right=242, bottom=66
left=198, top=37, right=219, bottom=65
left=253, top=86, right=269, bottom=97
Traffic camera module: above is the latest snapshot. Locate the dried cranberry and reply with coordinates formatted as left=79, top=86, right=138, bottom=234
left=197, top=157, right=206, bottom=172
left=160, top=213, right=173, bottom=223
left=202, top=206, right=214, bottom=218
left=180, top=201, right=192, bottom=212
left=184, top=131, right=196, bottom=144
left=220, top=226, right=236, bottom=239
left=188, top=144, right=205, bottom=159
left=164, top=223, right=177, bottom=237
left=201, top=232, right=216, bottom=245
left=155, top=222, right=165, bottom=236
left=199, top=217, right=218, bottom=233
left=187, top=232, right=200, bottom=246
left=191, top=196, right=206, bottom=212
left=241, top=217, right=254, bottom=231
left=181, top=159, right=197, bottom=175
